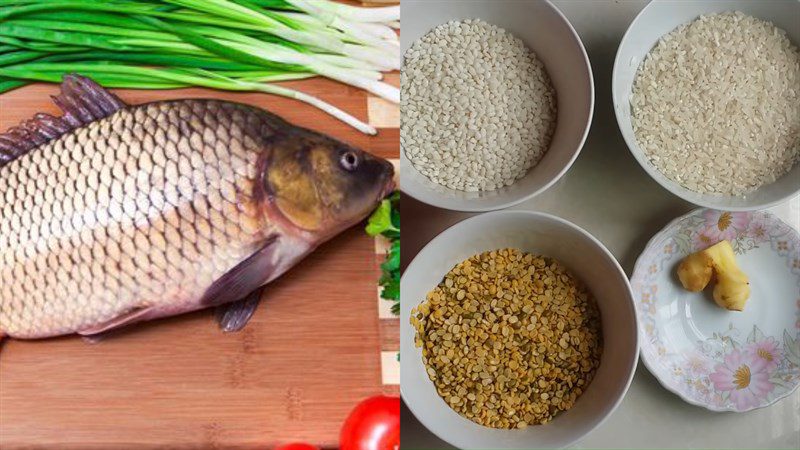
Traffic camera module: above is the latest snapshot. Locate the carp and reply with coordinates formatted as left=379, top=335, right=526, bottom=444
left=0, top=75, right=394, bottom=341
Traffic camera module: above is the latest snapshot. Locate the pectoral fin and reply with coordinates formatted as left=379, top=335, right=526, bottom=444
left=200, top=234, right=279, bottom=308
left=215, top=287, right=265, bottom=333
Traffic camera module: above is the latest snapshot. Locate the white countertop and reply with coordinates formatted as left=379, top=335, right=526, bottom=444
left=399, top=0, right=800, bottom=447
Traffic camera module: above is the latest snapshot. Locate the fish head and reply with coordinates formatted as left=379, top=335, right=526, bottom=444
left=262, top=130, right=395, bottom=242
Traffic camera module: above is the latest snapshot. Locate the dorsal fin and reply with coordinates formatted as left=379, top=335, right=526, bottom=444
left=0, top=74, right=127, bottom=168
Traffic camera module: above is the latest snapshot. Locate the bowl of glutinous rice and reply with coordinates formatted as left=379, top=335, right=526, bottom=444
left=613, top=0, right=800, bottom=211
left=401, top=0, right=593, bottom=212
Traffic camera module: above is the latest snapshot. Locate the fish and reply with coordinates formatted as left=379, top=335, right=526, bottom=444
left=0, top=75, right=394, bottom=342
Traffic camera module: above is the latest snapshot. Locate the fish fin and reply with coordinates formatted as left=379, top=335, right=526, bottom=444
left=0, top=74, right=126, bottom=168
left=77, top=305, right=153, bottom=336
left=215, top=286, right=265, bottom=333
left=201, top=234, right=280, bottom=308
left=82, top=334, right=105, bottom=345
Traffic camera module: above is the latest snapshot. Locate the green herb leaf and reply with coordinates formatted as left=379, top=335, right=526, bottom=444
left=380, top=276, right=399, bottom=301
left=368, top=191, right=400, bottom=316
left=365, top=197, right=398, bottom=238
left=380, top=240, right=400, bottom=273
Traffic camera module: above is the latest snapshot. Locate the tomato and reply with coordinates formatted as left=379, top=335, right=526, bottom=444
left=273, top=443, right=319, bottom=450
left=340, top=395, right=400, bottom=450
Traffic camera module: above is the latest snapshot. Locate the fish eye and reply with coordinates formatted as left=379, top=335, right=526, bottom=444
left=340, top=151, right=359, bottom=171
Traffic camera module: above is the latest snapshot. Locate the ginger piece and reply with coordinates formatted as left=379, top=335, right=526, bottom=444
left=677, top=240, right=750, bottom=311
left=705, top=240, right=751, bottom=311
left=677, top=252, right=713, bottom=292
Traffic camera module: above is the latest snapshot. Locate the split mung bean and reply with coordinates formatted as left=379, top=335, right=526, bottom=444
left=411, top=249, right=602, bottom=429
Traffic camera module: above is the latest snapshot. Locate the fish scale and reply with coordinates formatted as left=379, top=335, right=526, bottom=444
left=0, top=99, right=273, bottom=339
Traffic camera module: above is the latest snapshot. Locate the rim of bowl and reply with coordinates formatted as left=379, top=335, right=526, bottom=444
left=400, top=210, right=640, bottom=448
left=611, top=1, right=800, bottom=212
left=630, top=207, right=800, bottom=412
left=400, top=0, right=596, bottom=213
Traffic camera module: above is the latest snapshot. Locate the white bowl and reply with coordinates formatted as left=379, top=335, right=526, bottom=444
left=612, top=0, right=800, bottom=211
left=400, top=0, right=594, bottom=212
left=400, top=211, right=638, bottom=449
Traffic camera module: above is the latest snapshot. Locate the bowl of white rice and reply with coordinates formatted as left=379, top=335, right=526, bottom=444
left=400, top=0, right=594, bottom=212
left=613, top=0, right=800, bottom=211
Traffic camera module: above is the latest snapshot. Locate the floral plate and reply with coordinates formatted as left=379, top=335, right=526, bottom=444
left=631, top=209, right=800, bottom=412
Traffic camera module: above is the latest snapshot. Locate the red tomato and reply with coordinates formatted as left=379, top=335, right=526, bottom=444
left=340, top=395, right=400, bottom=450
left=274, top=443, right=319, bottom=450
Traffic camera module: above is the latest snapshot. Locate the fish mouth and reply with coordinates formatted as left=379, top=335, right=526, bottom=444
left=378, top=160, right=396, bottom=200
left=380, top=176, right=396, bottom=199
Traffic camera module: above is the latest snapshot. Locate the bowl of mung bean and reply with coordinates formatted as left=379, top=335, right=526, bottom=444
left=400, top=211, right=638, bottom=449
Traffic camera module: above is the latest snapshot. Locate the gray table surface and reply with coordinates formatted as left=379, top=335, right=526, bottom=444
left=399, top=0, right=800, bottom=448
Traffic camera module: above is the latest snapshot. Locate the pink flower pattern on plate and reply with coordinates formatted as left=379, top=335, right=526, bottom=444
left=692, top=227, right=719, bottom=250
left=747, top=215, right=771, bottom=243
left=702, top=210, right=749, bottom=242
left=685, top=352, right=709, bottom=377
left=746, top=338, right=782, bottom=372
left=709, top=349, right=774, bottom=410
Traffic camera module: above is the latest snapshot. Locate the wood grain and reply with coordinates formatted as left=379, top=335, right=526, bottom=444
left=0, top=75, right=398, bottom=448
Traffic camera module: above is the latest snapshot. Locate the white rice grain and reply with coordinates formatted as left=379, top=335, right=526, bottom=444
left=401, top=19, right=556, bottom=192
left=631, top=12, right=800, bottom=196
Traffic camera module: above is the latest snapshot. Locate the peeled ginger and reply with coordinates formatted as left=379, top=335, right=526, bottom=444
left=677, top=240, right=750, bottom=311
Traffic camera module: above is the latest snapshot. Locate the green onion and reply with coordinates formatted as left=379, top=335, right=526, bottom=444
left=35, top=51, right=278, bottom=72
left=0, top=62, right=376, bottom=134
left=0, top=77, right=28, bottom=92
left=0, top=50, right=45, bottom=66
left=0, top=0, right=398, bottom=134
left=0, top=35, right=84, bottom=52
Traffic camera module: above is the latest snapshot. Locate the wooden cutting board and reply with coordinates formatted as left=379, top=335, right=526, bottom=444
left=0, top=75, right=399, bottom=449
